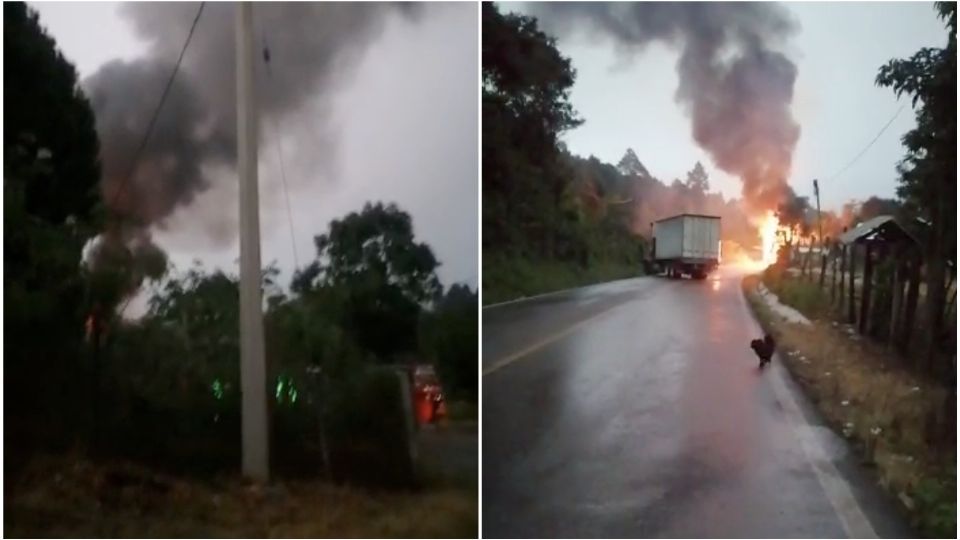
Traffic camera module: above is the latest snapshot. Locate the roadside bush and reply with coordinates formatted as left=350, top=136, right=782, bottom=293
left=913, top=467, right=957, bottom=538
left=326, top=366, right=415, bottom=488
left=99, top=311, right=417, bottom=487
left=762, top=266, right=832, bottom=319
left=420, top=284, right=478, bottom=402
left=483, top=253, right=642, bottom=305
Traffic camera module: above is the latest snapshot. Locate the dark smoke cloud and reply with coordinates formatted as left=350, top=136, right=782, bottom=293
left=84, top=2, right=416, bottom=279
left=529, top=1, right=802, bottom=216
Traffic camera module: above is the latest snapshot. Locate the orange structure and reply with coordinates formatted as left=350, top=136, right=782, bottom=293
left=412, top=365, right=446, bottom=425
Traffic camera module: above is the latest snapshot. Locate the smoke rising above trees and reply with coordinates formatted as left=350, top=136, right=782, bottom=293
left=529, top=1, right=802, bottom=216
left=83, top=2, right=419, bottom=278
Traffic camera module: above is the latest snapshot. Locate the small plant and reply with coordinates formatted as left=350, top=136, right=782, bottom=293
left=912, top=470, right=957, bottom=538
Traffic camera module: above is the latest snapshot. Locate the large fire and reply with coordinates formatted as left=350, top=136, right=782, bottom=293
left=757, top=210, right=797, bottom=267
left=759, top=211, right=781, bottom=266
left=728, top=211, right=791, bottom=272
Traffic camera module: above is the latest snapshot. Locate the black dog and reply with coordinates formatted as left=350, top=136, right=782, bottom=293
left=750, top=334, right=776, bottom=368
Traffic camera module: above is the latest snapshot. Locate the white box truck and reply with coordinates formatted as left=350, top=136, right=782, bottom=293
left=651, top=214, right=721, bottom=279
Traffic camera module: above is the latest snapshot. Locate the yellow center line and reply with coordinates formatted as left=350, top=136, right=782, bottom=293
left=482, top=305, right=622, bottom=376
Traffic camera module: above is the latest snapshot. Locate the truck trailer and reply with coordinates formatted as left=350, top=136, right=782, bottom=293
left=651, top=214, right=721, bottom=280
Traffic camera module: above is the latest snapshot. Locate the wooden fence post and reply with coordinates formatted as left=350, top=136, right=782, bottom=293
left=860, top=243, right=874, bottom=335
left=838, top=244, right=846, bottom=308
left=831, top=244, right=839, bottom=302
left=889, top=245, right=904, bottom=348
left=901, top=251, right=922, bottom=351
left=819, top=238, right=829, bottom=289
left=848, top=243, right=858, bottom=325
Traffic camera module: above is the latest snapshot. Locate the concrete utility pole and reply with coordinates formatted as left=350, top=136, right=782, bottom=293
left=814, top=178, right=825, bottom=286
left=236, top=1, right=269, bottom=482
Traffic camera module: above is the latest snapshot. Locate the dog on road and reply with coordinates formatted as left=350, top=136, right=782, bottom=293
left=750, top=334, right=776, bottom=368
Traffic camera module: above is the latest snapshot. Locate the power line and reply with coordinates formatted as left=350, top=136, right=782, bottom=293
left=262, top=30, right=301, bottom=271
left=110, top=2, right=206, bottom=212
left=825, top=101, right=908, bottom=184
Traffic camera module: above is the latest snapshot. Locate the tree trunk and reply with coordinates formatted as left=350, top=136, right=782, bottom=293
left=925, top=255, right=946, bottom=375
left=946, top=287, right=957, bottom=322
left=860, top=243, right=874, bottom=335
left=926, top=188, right=949, bottom=375
left=943, top=266, right=956, bottom=321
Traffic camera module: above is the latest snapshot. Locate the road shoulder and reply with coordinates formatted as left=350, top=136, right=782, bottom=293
left=741, top=273, right=948, bottom=538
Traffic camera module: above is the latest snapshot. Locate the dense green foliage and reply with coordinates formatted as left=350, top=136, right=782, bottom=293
left=876, top=1, right=956, bottom=366
left=4, top=3, right=476, bottom=488
left=481, top=3, right=654, bottom=300
left=481, top=3, right=761, bottom=302
left=875, top=14, right=956, bottom=533
left=4, top=2, right=105, bottom=474
left=292, top=202, right=442, bottom=361
left=420, top=284, right=478, bottom=401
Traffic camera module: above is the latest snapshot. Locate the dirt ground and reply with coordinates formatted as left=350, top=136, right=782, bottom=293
left=4, top=423, right=479, bottom=538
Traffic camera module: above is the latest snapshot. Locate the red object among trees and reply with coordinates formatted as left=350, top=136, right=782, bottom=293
left=412, top=365, right=446, bottom=425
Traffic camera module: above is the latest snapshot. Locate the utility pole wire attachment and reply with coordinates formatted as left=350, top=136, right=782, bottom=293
left=261, top=30, right=301, bottom=272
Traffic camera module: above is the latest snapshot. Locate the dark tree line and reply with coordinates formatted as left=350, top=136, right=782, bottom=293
left=782, top=1, right=955, bottom=453
left=483, top=1, right=764, bottom=294
left=876, top=1, right=956, bottom=370
left=5, top=1, right=105, bottom=475
left=4, top=2, right=476, bottom=486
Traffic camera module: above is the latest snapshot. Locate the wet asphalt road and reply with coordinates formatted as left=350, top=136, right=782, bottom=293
left=482, top=266, right=914, bottom=538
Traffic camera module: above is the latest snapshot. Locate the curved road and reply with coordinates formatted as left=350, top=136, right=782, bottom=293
left=482, top=266, right=913, bottom=538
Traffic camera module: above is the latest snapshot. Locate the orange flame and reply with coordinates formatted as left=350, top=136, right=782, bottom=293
left=760, top=211, right=780, bottom=266
left=758, top=211, right=794, bottom=267
left=725, top=211, right=794, bottom=272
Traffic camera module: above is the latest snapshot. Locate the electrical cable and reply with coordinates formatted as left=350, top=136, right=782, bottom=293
left=261, top=30, right=301, bottom=271
left=110, top=2, right=206, bottom=212
left=825, top=102, right=908, bottom=184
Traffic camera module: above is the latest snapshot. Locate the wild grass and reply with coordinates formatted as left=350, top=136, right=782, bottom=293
left=743, top=274, right=955, bottom=538
left=762, top=266, right=834, bottom=320
left=482, top=255, right=641, bottom=305
left=4, top=453, right=478, bottom=538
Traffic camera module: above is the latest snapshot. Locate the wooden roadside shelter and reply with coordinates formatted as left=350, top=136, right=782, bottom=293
left=836, top=215, right=923, bottom=348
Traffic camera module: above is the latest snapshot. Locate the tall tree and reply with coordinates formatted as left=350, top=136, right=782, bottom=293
left=482, top=2, right=582, bottom=255
left=685, top=162, right=710, bottom=196
left=617, top=148, right=649, bottom=178
left=876, top=1, right=956, bottom=369
left=420, top=283, right=478, bottom=400
left=4, top=2, right=101, bottom=227
left=4, top=2, right=106, bottom=454
left=685, top=161, right=710, bottom=212
left=292, top=202, right=441, bottom=360
left=856, top=196, right=902, bottom=222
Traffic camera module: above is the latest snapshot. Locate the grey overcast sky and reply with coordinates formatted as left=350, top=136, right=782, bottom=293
left=506, top=1, right=948, bottom=213
left=30, top=2, right=478, bottom=297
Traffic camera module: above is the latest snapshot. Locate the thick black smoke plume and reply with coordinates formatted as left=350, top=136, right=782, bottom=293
left=84, top=2, right=417, bottom=280
left=530, top=1, right=802, bottom=216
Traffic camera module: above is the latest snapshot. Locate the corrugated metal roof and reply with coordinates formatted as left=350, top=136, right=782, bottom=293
left=653, top=213, right=721, bottom=223
left=838, top=215, right=919, bottom=245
